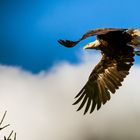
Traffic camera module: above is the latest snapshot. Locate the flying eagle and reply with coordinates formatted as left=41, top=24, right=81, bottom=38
left=58, top=28, right=140, bottom=114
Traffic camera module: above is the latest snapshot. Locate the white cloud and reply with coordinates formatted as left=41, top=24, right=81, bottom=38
left=0, top=53, right=140, bottom=140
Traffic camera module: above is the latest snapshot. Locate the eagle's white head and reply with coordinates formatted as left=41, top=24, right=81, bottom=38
left=127, top=29, right=140, bottom=50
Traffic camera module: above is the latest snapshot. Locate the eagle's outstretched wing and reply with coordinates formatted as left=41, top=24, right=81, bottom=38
left=73, top=53, right=134, bottom=114
left=58, top=28, right=127, bottom=48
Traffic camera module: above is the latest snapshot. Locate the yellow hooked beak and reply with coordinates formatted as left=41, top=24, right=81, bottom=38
left=83, top=42, right=95, bottom=49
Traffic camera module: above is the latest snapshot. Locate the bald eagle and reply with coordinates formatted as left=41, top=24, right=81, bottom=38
left=58, top=28, right=140, bottom=114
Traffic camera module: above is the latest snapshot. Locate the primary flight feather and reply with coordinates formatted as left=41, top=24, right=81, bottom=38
left=58, top=28, right=140, bottom=114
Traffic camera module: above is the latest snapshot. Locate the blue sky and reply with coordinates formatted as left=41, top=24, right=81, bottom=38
left=1, top=0, right=140, bottom=73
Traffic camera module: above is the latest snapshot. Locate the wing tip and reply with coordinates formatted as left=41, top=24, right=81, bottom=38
left=58, top=39, right=79, bottom=48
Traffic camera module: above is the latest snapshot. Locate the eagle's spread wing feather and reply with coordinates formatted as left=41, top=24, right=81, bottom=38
left=58, top=28, right=127, bottom=48
left=73, top=53, right=134, bottom=114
